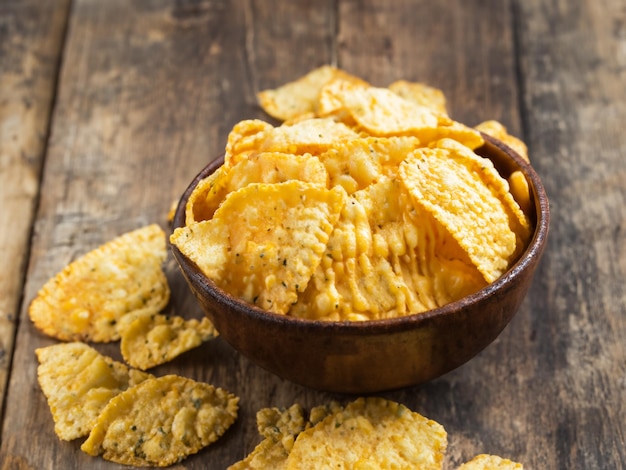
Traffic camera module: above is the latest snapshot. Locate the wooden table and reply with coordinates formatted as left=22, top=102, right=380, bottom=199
left=1, top=1, right=624, bottom=468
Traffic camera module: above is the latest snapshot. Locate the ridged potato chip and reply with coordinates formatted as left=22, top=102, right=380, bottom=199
left=81, top=374, right=239, bottom=467
left=119, top=312, right=218, bottom=370
left=458, top=454, right=524, bottom=469
left=225, top=119, right=274, bottom=166
left=228, top=405, right=307, bottom=470
left=285, top=397, right=447, bottom=470
left=475, top=120, right=529, bottom=161
left=257, top=65, right=367, bottom=121
left=318, top=136, right=420, bottom=194
left=400, top=142, right=529, bottom=283
left=172, top=181, right=346, bottom=314
left=185, top=152, right=328, bottom=225
left=258, top=117, right=359, bottom=156
left=29, top=224, right=170, bottom=342
left=36, top=342, right=153, bottom=441
left=388, top=79, right=448, bottom=116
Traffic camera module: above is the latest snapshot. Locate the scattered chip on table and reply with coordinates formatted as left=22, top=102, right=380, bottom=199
left=119, top=312, right=218, bottom=370
left=81, top=374, right=239, bottom=467
left=285, top=397, right=447, bottom=470
left=29, top=224, right=170, bottom=342
left=228, top=404, right=307, bottom=470
left=36, top=342, right=153, bottom=441
left=458, top=454, right=524, bottom=469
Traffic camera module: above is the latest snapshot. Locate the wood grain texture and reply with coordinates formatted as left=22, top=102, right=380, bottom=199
left=0, top=0, right=70, bottom=419
left=0, top=0, right=624, bottom=468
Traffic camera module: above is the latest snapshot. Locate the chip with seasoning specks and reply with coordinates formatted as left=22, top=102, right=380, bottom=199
left=399, top=142, right=529, bottom=283
left=36, top=342, right=153, bottom=441
left=228, top=404, right=307, bottom=470
left=171, top=181, right=346, bottom=314
left=81, top=374, right=239, bottom=467
left=285, top=397, right=447, bottom=470
left=29, top=224, right=170, bottom=343
left=185, top=151, right=328, bottom=225
left=119, top=312, right=218, bottom=370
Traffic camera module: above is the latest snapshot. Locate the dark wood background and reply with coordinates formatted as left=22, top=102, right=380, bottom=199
left=1, top=0, right=624, bottom=468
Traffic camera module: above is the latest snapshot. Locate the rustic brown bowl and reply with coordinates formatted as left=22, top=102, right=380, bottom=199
left=171, top=134, right=549, bottom=393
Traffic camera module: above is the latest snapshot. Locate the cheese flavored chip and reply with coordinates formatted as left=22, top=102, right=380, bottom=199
left=228, top=405, right=307, bottom=470
left=258, top=118, right=359, bottom=156
left=35, top=342, right=153, bottom=441
left=318, top=136, right=420, bottom=194
left=29, top=224, right=170, bottom=342
left=285, top=397, right=447, bottom=470
left=475, top=120, right=529, bottom=161
left=458, top=454, right=524, bottom=469
left=171, top=181, right=346, bottom=314
left=336, top=85, right=484, bottom=148
left=257, top=65, right=367, bottom=121
left=81, top=374, right=239, bottom=467
left=400, top=144, right=524, bottom=283
left=388, top=79, right=448, bottom=116
left=119, top=312, right=218, bottom=370
left=225, top=119, right=274, bottom=166
left=185, top=152, right=328, bottom=225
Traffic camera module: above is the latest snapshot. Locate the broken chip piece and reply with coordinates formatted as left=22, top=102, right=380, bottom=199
left=36, top=342, right=153, bottom=441
left=119, top=312, right=218, bottom=370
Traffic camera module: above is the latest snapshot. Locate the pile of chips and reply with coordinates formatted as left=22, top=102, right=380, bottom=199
left=27, top=67, right=531, bottom=467
left=29, top=225, right=238, bottom=466
left=229, top=397, right=523, bottom=469
left=171, top=66, right=533, bottom=321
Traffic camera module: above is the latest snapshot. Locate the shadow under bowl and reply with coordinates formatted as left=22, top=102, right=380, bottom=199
left=170, top=134, right=550, bottom=393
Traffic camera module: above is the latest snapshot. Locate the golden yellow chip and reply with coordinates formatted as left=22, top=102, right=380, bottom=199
left=257, top=65, right=367, bottom=121
left=81, top=374, right=239, bottom=467
left=29, top=224, right=170, bottom=342
left=35, top=342, right=153, bottom=441
left=185, top=152, right=328, bottom=225
left=400, top=145, right=523, bottom=283
left=388, top=79, right=448, bottom=115
left=318, top=136, right=420, bottom=194
left=119, top=312, right=218, bottom=370
left=224, top=119, right=274, bottom=167
left=458, top=454, right=524, bottom=469
left=475, top=120, right=529, bottom=161
left=285, top=397, right=447, bottom=470
left=258, top=118, right=359, bottom=156
left=508, top=170, right=532, bottom=217
left=435, top=138, right=532, bottom=252
left=316, top=76, right=369, bottom=121
left=228, top=405, right=307, bottom=470
left=171, top=181, right=346, bottom=314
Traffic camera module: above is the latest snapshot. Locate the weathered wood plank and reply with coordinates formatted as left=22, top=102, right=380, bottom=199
left=0, top=0, right=337, bottom=468
left=511, top=0, right=626, bottom=467
left=0, top=0, right=71, bottom=427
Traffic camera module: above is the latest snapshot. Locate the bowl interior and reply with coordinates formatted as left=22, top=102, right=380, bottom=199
left=170, top=134, right=549, bottom=392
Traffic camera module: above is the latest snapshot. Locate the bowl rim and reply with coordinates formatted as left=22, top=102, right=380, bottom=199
left=171, top=133, right=549, bottom=335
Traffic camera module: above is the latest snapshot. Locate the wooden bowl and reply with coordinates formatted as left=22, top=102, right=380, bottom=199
left=170, top=134, right=550, bottom=393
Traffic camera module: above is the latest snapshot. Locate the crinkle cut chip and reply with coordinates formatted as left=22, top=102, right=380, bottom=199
left=171, top=181, right=346, bottom=314
left=285, top=397, right=447, bottom=470
left=81, top=374, right=239, bottom=467
left=119, top=312, right=218, bottom=370
left=35, top=342, right=153, bottom=441
left=29, top=224, right=170, bottom=343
